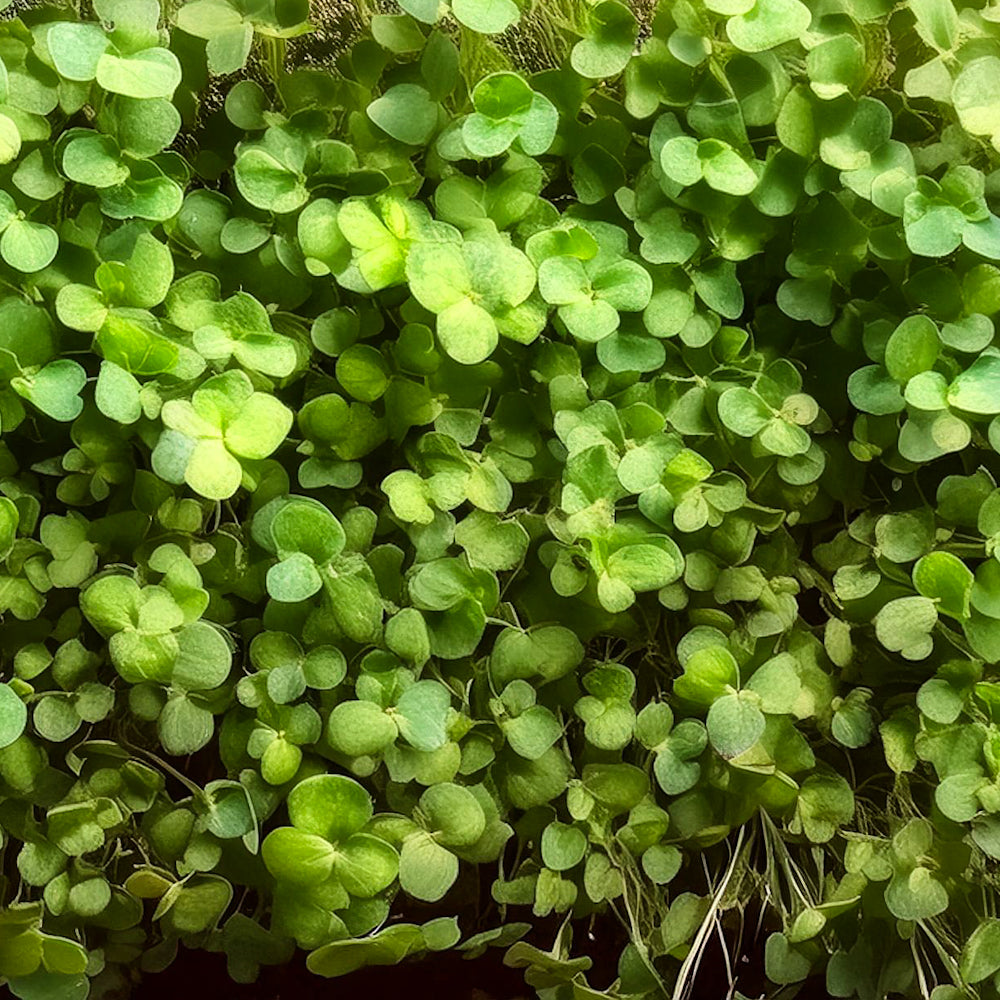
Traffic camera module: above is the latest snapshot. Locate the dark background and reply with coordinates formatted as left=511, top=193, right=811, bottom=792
left=133, top=909, right=831, bottom=1000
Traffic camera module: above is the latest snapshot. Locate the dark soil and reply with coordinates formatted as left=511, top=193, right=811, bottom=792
left=133, top=902, right=815, bottom=1000
left=139, top=946, right=531, bottom=1000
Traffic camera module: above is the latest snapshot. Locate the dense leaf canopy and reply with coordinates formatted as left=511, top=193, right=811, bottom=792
left=1, top=0, right=1000, bottom=997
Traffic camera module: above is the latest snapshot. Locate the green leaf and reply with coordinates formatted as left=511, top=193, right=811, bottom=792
left=399, top=832, right=459, bottom=901
left=455, top=511, right=529, bottom=571
left=11, top=361, right=86, bottom=422
left=807, top=35, right=865, bottom=100
left=541, top=822, right=587, bottom=871
left=635, top=207, right=699, bottom=265
left=847, top=365, right=905, bottom=415
left=0, top=114, right=19, bottom=165
left=582, top=762, right=649, bottom=815
left=114, top=97, right=182, bottom=157
left=327, top=700, right=397, bottom=756
left=418, top=783, right=485, bottom=847
left=538, top=255, right=589, bottom=306
left=372, top=14, right=426, bottom=53
left=707, top=693, right=765, bottom=758
left=222, top=216, right=270, bottom=255
left=47, top=22, right=109, bottom=81
left=884, top=315, right=940, bottom=383
left=606, top=540, right=683, bottom=592
left=941, top=314, right=994, bottom=354
left=336, top=834, right=399, bottom=897
left=395, top=680, right=451, bottom=752
left=503, top=706, right=563, bottom=760
left=62, top=134, right=128, bottom=189
left=80, top=575, right=140, bottom=634
left=452, top=0, right=519, bottom=34
left=517, top=95, right=558, bottom=156
left=936, top=770, right=985, bottom=822
left=0, top=498, right=16, bottom=561
left=407, top=241, right=471, bottom=311
left=337, top=345, right=390, bottom=403
left=594, top=260, right=652, bottom=310
left=174, top=622, right=231, bottom=691
left=660, top=136, right=702, bottom=187
left=636, top=702, right=674, bottom=749
left=466, top=117, right=521, bottom=157
left=764, top=933, right=811, bottom=984
left=904, top=371, right=948, bottom=410
left=367, top=84, right=439, bottom=146
left=874, top=596, right=937, bottom=660
left=0, top=683, right=27, bottom=749
left=437, top=298, right=498, bottom=364
left=917, top=677, right=964, bottom=724
left=642, top=844, right=682, bottom=884
left=288, top=774, right=372, bottom=843
left=884, top=866, right=948, bottom=920
left=875, top=510, right=935, bottom=563
left=726, top=0, right=811, bottom=52
left=262, top=827, right=336, bottom=886
left=698, top=139, right=758, bottom=195
left=421, top=31, right=460, bottom=101
left=913, top=551, right=973, bottom=619
left=12, top=145, right=61, bottom=202
left=266, top=553, right=321, bottom=602
left=965, top=216, right=1000, bottom=260
left=653, top=719, right=708, bottom=795
left=831, top=692, right=874, bottom=748
left=158, top=695, right=214, bottom=755
left=195, top=292, right=296, bottom=377
left=490, top=625, right=583, bottom=687
left=9, top=970, right=89, bottom=1000
left=95, top=361, right=142, bottom=424
left=1, top=222, right=58, bottom=273
left=398, top=0, right=441, bottom=22
left=948, top=355, right=1000, bottom=414
left=174, top=0, right=244, bottom=39
left=95, top=48, right=182, bottom=99
left=910, top=0, right=957, bottom=51
left=270, top=499, right=346, bottom=564
left=38, top=936, right=88, bottom=977
left=953, top=57, right=1000, bottom=141
left=960, top=919, right=1000, bottom=983
left=298, top=199, right=349, bottom=273
left=718, top=387, right=772, bottom=435
left=571, top=1, right=638, bottom=79
left=180, top=439, right=242, bottom=500
left=904, top=194, right=965, bottom=257
left=796, top=772, right=854, bottom=842
left=306, top=935, right=402, bottom=979
left=472, top=72, right=532, bottom=120
left=674, top=645, right=738, bottom=706
left=234, top=148, right=308, bottom=214
left=745, top=654, right=801, bottom=714
left=757, top=418, right=810, bottom=457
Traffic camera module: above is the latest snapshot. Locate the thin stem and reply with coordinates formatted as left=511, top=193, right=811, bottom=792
left=714, top=913, right=734, bottom=993
left=672, top=825, right=747, bottom=1000
left=120, top=738, right=205, bottom=800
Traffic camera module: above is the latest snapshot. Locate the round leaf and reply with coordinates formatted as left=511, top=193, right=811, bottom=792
left=399, top=832, right=459, bottom=902
left=452, top=0, right=519, bottom=33
left=287, top=774, right=373, bottom=843
left=1, top=221, right=59, bottom=273
left=326, top=700, right=397, bottom=756
left=706, top=693, right=765, bottom=758
left=367, top=84, right=439, bottom=146
left=0, top=683, right=28, bottom=749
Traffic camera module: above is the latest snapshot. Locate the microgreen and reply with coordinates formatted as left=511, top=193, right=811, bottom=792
left=2, top=0, right=1000, bottom=997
